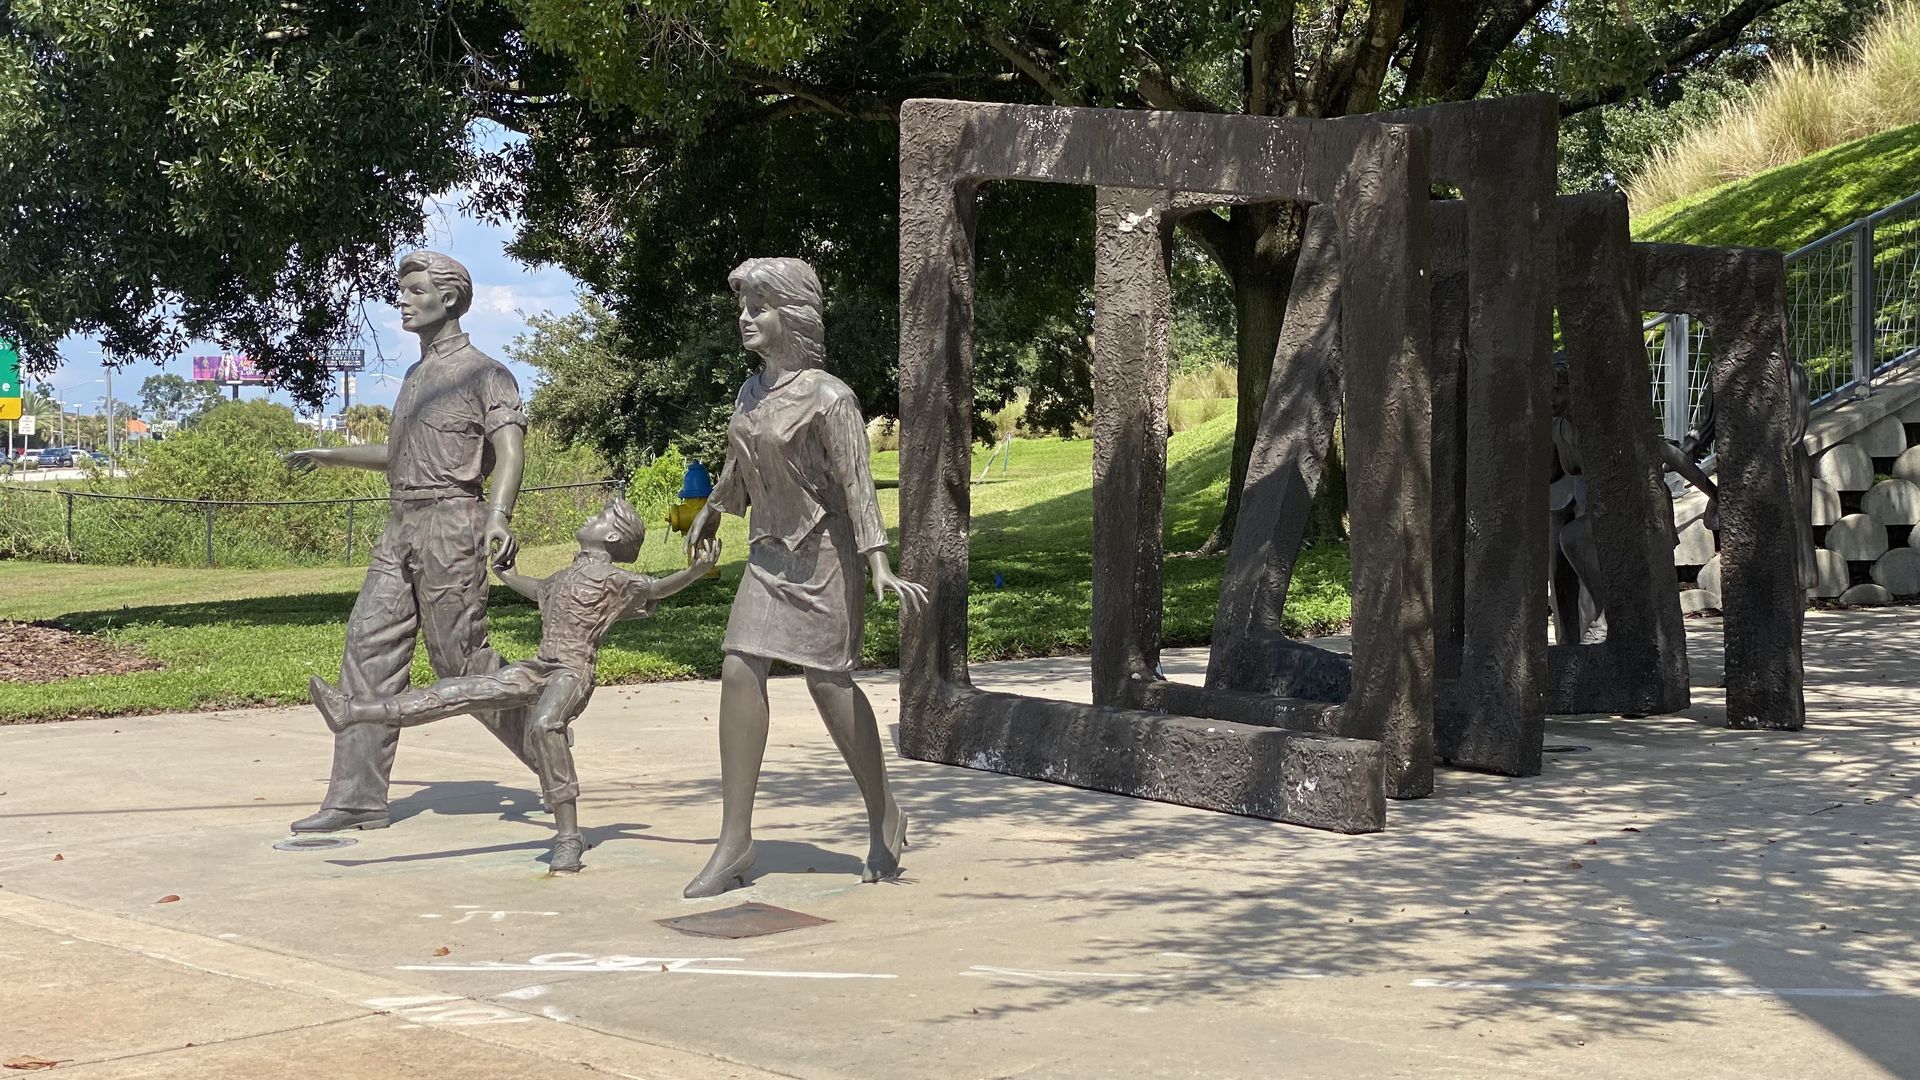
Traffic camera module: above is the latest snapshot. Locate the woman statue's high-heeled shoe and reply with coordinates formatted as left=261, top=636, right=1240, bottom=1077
left=862, top=812, right=909, bottom=883
left=684, top=842, right=756, bottom=899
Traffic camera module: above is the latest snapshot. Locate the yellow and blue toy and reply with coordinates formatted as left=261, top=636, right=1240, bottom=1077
left=665, top=461, right=721, bottom=577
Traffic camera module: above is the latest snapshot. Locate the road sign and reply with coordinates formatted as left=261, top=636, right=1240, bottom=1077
left=0, top=338, right=19, bottom=404
left=17, top=414, right=34, bottom=436
left=318, top=348, right=366, bottom=372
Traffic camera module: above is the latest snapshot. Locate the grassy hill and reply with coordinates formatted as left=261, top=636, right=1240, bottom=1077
left=1633, top=121, right=1920, bottom=251
left=1628, top=1, right=1920, bottom=210
left=0, top=415, right=1350, bottom=722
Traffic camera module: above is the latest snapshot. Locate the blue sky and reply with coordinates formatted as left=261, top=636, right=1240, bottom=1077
left=42, top=184, right=583, bottom=421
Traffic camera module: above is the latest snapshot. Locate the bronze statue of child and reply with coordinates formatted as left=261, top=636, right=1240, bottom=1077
left=309, top=497, right=720, bottom=874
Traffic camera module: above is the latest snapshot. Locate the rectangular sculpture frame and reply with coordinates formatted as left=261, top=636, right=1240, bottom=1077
left=896, top=99, right=1434, bottom=832
left=1184, top=96, right=1559, bottom=792
left=1635, top=243, right=1806, bottom=730
left=1544, top=193, right=1692, bottom=716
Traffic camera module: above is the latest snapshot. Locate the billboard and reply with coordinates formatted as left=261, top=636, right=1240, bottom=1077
left=192, top=354, right=268, bottom=385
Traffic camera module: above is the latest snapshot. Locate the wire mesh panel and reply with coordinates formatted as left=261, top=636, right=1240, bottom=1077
left=1785, top=230, right=1858, bottom=403
left=1645, top=314, right=1670, bottom=429
left=1643, top=314, right=1714, bottom=442
left=1871, top=197, right=1920, bottom=375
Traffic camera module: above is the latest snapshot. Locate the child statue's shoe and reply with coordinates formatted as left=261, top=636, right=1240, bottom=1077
left=549, top=833, right=586, bottom=874
left=309, top=675, right=351, bottom=734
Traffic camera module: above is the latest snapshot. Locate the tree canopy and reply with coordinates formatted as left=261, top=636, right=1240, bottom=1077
left=0, top=0, right=1869, bottom=538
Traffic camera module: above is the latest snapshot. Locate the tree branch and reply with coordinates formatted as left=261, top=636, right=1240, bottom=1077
left=1134, top=48, right=1227, bottom=113
left=1173, top=209, right=1240, bottom=284
left=976, top=25, right=1087, bottom=107
left=732, top=69, right=897, bottom=121
left=1246, top=5, right=1299, bottom=117
left=1435, top=0, right=1553, bottom=102
left=1560, top=0, right=1797, bottom=115
left=1326, top=0, right=1411, bottom=115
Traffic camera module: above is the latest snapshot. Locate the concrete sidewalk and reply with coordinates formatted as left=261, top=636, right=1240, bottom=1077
left=3, top=609, right=1919, bottom=1079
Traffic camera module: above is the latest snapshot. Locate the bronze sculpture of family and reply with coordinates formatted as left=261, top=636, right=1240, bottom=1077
left=290, top=251, right=924, bottom=896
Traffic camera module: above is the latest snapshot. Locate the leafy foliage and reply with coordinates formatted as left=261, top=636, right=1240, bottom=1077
left=0, top=0, right=474, bottom=401
left=0, top=0, right=1873, bottom=544
left=139, top=373, right=226, bottom=425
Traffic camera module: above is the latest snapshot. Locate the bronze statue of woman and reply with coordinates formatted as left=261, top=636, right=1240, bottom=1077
left=683, top=257, right=927, bottom=898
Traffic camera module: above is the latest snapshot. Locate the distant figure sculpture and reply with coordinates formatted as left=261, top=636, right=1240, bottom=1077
left=1547, top=359, right=1606, bottom=644
left=1550, top=357, right=1721, bottom=644
left=285, top=250, right=539, bottom=833
left=1672, top=377, right=1815, bottom=590
left=313, top=499, right=721, bottom=873
left=682, top=257, right=927, bottom=898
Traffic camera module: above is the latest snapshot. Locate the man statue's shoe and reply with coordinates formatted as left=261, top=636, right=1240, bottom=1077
left=548, top=833, right=586, bottom=874
left=309, top=675, right=352, bottom=734
left=290, top=808, right=390, bottom=833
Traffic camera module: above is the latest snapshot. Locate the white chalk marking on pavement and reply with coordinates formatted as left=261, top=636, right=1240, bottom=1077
left=397, top=952, right=895, bottom=980
left=1411, top=979, right=1886, bottom=998
left=961, top=965, right=1163, bottom=983
left=433, top=905, right=561, bottom=925
left=497, top=984, right=550, bottom=1000
left=365, top=994, right=536, bottom=1026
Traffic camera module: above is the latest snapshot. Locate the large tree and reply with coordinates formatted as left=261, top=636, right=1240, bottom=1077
left=494, top=0, right=1828, bottom=548
left=0, top=0, right=474, bottom=404
left=2, top=0, right=1851, bottom=543
left=139, top=373, right=225, bottom=425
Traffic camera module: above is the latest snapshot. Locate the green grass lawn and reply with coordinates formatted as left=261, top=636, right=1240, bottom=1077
left=0, top=414, right=1351, bottom=722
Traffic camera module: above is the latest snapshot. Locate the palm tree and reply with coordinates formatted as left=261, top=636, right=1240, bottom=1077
left=17, top=387, right=54, bottom=446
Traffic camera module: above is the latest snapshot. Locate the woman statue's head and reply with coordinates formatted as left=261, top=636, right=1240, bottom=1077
left=729, top=257, right=825, bottom=370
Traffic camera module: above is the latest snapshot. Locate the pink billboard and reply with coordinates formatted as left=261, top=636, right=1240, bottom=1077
left=191, top=354, right=268, bottom=385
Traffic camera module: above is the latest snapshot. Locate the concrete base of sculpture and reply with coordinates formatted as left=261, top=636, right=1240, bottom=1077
left=901, top=688, right=1386, bottom=833
left=1545, top=644, right=1691, bottom=716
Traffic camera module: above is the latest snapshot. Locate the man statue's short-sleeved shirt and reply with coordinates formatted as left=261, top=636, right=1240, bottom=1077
left=387, top=334, right=527, bottom=494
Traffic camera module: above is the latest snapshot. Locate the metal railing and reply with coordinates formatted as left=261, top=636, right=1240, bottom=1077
left=1646, top=190, right=1920, bottom=441
left=0, top=479, right=622, bottom=568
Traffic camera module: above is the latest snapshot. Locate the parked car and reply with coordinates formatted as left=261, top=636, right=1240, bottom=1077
left=14, top=448, right=43, bottom=468
left=37, top=447, right=79, bottom=468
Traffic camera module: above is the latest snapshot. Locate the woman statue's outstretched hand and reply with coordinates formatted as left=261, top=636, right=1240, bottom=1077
left=870, top=557, right=928, bottom=614
left=685, top=501, right=720, bottom=555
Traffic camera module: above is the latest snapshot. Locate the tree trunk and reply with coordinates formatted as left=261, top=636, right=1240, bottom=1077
left=1197, top=203, right=1310, bottom=555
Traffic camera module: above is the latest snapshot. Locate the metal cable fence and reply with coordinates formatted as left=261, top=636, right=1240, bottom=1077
left=0, top=480, right=623, bottom=568
left=1645, top=190, right=1920, bottom=441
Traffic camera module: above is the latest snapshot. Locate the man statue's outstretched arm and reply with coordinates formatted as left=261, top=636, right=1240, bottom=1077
left=285, top=444, right=390, bottom=474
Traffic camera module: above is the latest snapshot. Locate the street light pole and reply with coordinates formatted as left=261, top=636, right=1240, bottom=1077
left=56, top=378, right=103, bottom=449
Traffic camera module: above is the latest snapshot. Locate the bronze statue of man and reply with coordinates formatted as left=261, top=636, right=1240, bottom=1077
left=286, top=250, right=539, bottom=833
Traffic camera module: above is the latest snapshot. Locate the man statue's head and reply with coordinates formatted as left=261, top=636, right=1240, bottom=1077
left=396, top=250, right=473, bottom=339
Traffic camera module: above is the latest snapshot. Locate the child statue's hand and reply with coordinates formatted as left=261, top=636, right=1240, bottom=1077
left=690, top=538, right=722, bottom=571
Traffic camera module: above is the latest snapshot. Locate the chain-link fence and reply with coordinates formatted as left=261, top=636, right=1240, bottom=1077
left=1645, top=189, right=1920, bottom=441
left=0, top=480, right=622, bottom=568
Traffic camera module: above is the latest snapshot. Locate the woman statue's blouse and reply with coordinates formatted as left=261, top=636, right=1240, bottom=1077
left=707, top=368, right=888, bottom=554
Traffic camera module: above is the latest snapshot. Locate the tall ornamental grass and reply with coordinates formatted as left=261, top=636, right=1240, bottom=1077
left=1630, top=1, right=1920, bottom=211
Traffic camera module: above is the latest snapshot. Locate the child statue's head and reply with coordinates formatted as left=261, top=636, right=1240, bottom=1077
left=579, top=496, right=645, bottom=562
